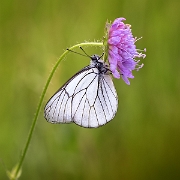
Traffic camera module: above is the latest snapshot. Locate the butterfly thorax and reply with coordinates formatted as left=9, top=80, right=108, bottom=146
left=90, top=55, right=109, bottom=74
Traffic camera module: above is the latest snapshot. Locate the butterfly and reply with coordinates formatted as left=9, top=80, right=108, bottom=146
left=44, top=49, right=118, bottom=128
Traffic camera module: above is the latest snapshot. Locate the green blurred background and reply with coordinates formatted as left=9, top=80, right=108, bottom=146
left=0, top=0, right=180, bottom=179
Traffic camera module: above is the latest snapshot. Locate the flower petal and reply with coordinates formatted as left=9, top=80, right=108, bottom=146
left=108, top=36, right=121, bottom=45
left=112, top=69, right=120, bottom=79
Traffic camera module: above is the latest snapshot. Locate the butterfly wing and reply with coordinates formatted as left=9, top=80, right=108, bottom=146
left=44, top=66, right=91, bottom=124
left=44, top=66, right=118, bottom=128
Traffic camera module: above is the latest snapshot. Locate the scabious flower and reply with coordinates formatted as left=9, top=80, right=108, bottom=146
left=105, top=18, right=146, bottom=85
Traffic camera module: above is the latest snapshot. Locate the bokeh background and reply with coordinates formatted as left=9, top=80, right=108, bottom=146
left=1, top=0, right=180, bottom=179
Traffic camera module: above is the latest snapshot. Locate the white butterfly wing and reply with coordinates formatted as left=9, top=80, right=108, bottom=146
left=44, top=66, right=118, bottom=128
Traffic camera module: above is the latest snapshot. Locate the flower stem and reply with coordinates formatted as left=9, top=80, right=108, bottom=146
left=11, top=42, right=103, bottom=180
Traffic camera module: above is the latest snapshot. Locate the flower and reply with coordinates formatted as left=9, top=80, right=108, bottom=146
left=106, top=18, right=146, bottom=85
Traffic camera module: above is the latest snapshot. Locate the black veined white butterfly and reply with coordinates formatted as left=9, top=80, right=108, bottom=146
left=44, top=48, right=118, bottom=128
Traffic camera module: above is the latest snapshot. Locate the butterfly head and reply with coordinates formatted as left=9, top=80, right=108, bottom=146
left=90, top=54, right=103, bottom=65
left=90, top=54, right=100, bottom=61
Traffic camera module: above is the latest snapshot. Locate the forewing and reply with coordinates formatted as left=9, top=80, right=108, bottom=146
left=73, top=71, right=118, bottom=128
left=44, top=66, right=98, bottom=124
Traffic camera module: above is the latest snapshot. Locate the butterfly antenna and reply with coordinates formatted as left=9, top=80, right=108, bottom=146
left=66, top=48, right=88, bottom=58
left=79, top=47, right=91, bottom=58
left=67, top=47, right=103, bottom=59
left=98, top=52, right=104, bottom=60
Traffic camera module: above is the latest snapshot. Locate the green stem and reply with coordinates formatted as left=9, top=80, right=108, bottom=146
left=12, top=42, right=103, bottom=180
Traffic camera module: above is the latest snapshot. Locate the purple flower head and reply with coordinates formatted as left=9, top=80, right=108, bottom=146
left=107, top=18, right=146, bottom=85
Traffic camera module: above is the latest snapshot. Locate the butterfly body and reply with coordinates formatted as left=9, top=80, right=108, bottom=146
left=44, top=55, right=118, bottom=128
